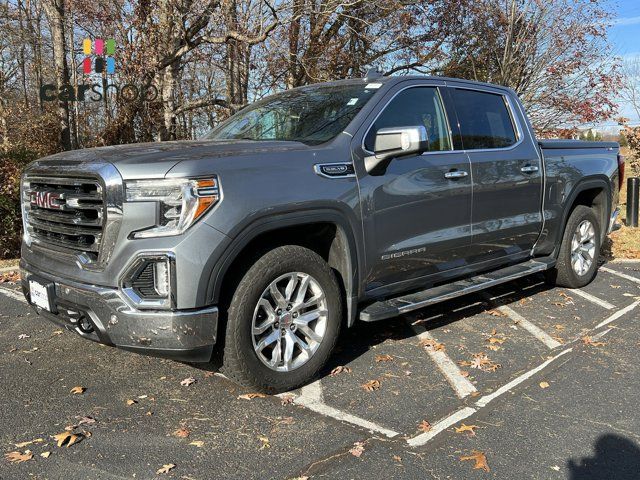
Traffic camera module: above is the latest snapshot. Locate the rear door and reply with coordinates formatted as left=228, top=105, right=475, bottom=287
left=448, top=86, right=543, bottom=263
left=353, top=82, right=473, bottom=294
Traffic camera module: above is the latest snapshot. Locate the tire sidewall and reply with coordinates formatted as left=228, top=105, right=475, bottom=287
left=559, top=206, right=601, bottom=287
left=226, top=246, right=342, bottom=391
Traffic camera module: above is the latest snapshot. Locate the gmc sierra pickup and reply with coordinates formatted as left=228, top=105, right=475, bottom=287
left=20, top=74, right=624, bottom=392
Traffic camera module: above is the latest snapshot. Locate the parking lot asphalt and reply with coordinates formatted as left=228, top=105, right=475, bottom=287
left=1, top=261, right=639, bottom=479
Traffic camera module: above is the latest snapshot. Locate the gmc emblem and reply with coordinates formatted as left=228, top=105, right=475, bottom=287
left=30, top=191, right=65, bottom=210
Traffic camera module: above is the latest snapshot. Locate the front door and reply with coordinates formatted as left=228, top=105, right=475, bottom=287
left=448, top=86, right=543, bottom=264
left=353, top=84, right=473, bottom=294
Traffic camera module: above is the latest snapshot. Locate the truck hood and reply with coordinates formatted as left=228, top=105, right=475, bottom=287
left=34, top=139, right=309, bottom=180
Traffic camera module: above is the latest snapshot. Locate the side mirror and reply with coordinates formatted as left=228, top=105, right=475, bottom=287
left=364, top=126, right=427, bottom=173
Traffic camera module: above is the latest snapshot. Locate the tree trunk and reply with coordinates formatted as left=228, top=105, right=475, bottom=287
left=42, top=0, right=72, bottom=151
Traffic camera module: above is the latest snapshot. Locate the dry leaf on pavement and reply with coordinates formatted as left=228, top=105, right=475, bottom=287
left=361, top=379, right=381, bottom=391
left=258, top=436, right=270, bottom=450
left=70, top=386, right=86, bottom=395
left=173, top=428, right=190, bottom=438
left=14, top=438, right=43, bottom=448
left=156, top=464, right=176, bottom=474
left=349, top=442, right=365, bottom=457
left=180, top=377, right=196, bottom=387
left=487, top=309, right=507, bottom=317
left=280, top=395, right=295, bottom=405
left=455, top=424, right=479, bottom=435
left=460, top=450, right=490, bottom=472
left=330, top=365, right=352, bottom=376
left=375, top=354, right=394, bottom=362
left=126, top=399, right=138, bottom=405
left=418, top=420, right=432, bottom=432
left=53, top=431, right=83, bottom=448
left=40, top=451, right=51, bottom=458
left=419, top=338, right=445, bottom=351
left=5, top=450, right=33, bottom=463
left=540, top=381, right=550, bottom=389
left=189, top=441, right=204, bottom=447
left=238, top=393, right=267, bottom=400
left=582, top=336, right=606, bottom=347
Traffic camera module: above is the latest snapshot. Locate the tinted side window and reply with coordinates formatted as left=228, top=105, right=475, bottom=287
left=364, top=87, right=452, bottom=152
left=451, top=89, right=517, bottom=149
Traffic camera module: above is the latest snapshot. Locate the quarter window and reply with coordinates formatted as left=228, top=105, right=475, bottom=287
left=451, top=89, right=518, bottom=150
left=364, top=87, right=452, bottom=152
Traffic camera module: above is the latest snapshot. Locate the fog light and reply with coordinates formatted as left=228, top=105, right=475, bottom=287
left=120, top=254, right=175, bottom=310
left=153, top=259, right=170, bottom=298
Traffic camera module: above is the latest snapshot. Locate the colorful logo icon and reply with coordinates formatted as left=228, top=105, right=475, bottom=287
left=82, top=38, right=116, bottom=75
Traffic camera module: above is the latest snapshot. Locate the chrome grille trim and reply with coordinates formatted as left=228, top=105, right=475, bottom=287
left=21, top=162, right=123, bottom=271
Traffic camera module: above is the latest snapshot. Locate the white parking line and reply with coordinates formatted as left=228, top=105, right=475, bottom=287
left=570, top=289, right=615, bottom=310
left=408, top=323, right=478, bottom=399
left=295, top=380, right=399, bottom=438
left=0, top=286, right=26, bottom=303
left=407, top=406, right=476, bottom=447
left=475, top=348, right=572, bottom=408
left=495, top=304, right=562, bottom=349
left=601, top=266, right=640, bottom=285
left=596, top=300, right=640, bottom=328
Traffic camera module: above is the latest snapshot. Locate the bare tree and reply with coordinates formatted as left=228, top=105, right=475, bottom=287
left=620, top=56, right=640, bottom=122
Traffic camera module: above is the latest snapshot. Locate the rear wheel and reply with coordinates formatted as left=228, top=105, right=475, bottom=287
left=546, top=205, right=601, bottom=288
left=222, top=245, right=342, bottom=392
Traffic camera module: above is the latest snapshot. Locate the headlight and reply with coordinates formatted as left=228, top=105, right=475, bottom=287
left=125, top=177, right=220, bottom=238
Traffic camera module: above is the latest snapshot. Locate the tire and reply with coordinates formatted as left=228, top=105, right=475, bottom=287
left=546, top=205, right=601, bottom=288
left=222, top=245, right=343, bottom=393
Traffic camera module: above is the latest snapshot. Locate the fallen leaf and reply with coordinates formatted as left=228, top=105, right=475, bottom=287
left=419, top=338, right=445, bottom=351
left=554, top=324, right=565, bottom=331
left=540, top=381, right=550, bottom=389
left=52, top=330, right=63, bottom=336
left=5, top=451, right=33, bottom=463
left=329, top=365, right=352, bottom=376
left=361, top=379, right=381, bottom=391
left=280, top=395, right=295, bottom=406
left=349, top=442, right=365, bottom=457
left=375, top=354, right=394, bottom=362
left=14, top=438, right=43, bottom=448
left=455, top=424, right=479, bottom=435
left=460, top=370, right=469, bottom=377
left=393, top=455, right=402, bottom=462
left=126, top=399, right=138, bottom=406
left=18, top=334, right=30, bottom=340
left=189, top=440, right=204, bottom=447
left=460, top=450, right=490, bottom=472
left=237, top=393, right=267, bottom=400
left=173, top=428, right=190, bottom=438
left=611, top=285, right=621, bottom=289
left=75, top=416, right=96, bottom=426
left=53, top=431, right=82, bottom=448
left=487, top=309, right=507, bottom=317
left=487, top=337, right=505, bottom=344
left=487, top=345, right=501, bottom=351
left=40, top=451, right=51, bottom=458
left=70, top=386, right=86, bottom=395
left=156, top=464, right=176, bottom=475
left=180, top=377, right=196, bottom=387
left=258, top=436, right=270, bottom=450
left=582, top=336, right=606, bottom=347
left=418, top=420, right=432, bottom=432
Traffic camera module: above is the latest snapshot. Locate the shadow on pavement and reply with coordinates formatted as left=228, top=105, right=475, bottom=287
left=568, top=434, right=640, bottom=480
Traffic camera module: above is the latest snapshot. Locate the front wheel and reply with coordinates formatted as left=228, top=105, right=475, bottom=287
left=222, top=245, right=343, bottom=392
left=546, top=205, right=601, bottom=288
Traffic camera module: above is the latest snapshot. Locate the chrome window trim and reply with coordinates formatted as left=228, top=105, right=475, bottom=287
left=22, top=161, right=123, bottom=272
left=361, top=84, right=454, bottom=155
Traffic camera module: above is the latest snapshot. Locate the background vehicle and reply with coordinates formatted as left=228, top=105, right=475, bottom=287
left=20, top=74, right=623, bottom=392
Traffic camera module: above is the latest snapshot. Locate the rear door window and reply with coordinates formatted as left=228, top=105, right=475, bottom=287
left=451, top=89, right=518, bottom=150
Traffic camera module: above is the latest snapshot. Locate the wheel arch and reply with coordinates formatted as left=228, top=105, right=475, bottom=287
left=207, top=210, right=361, bottom=328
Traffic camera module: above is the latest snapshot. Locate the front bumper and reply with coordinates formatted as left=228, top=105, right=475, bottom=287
left=20, top=259, right=218, bottom=362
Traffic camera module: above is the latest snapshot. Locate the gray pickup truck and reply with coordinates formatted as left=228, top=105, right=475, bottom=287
left=20, top=74, right=624, bottom=392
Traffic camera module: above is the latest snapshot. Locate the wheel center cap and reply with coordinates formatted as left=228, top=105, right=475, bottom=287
left=279, top=311, right=293, bottom=327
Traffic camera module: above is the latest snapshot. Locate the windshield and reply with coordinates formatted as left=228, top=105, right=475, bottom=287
left=205, top=82, right=380, bottom=145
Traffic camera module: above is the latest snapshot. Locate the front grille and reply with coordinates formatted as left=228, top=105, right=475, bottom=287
left=23, top=176, right=105, bottom=259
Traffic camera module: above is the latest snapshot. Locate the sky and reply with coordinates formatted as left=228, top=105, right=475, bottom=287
left=607, top=0, right=640, bottom=125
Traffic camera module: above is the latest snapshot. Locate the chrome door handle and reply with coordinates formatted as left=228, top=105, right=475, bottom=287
left=521, top=165, right=539, bottom=173
left=444, top=170, right=468, bottom=179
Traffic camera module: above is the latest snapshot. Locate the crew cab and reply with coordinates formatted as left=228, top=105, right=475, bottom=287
left=20, top=74, right=624, bottom=392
